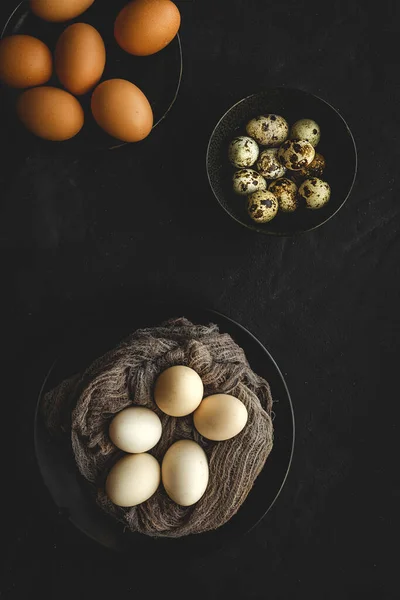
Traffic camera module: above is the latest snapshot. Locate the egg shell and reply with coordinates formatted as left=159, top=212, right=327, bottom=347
left=298, top=152, right=326, bottom=179
left=30, top=0, right=95, bottom=22
left=228, top=136, right=259, bottom=168
left=17, top=87, right=84, bottom=141
left=246, top=114, right=288, bottom=147
left=233, top=169, right=267, bottom=195
left=278, top=139, right=315, bottom=171
left=290, top=118, right=321, bottom=147
left=193, top=394, right=248, bottom=441
left=247, top=190, right=279, bottom=223
left=91, top=78, right=153, bottom=142
left=55, top=23, right=106, bottom=96
left=268, top=178, right=298, bottom=213
left=0, top=35, right=52, bottom=89
left=114, top=0, right=181, bottom=56
left=299, top=178, right=331, bottom=209
left=109, top=406, right=162, bottom=453
left=154, top=365, right=203, bottom=417
left=162, top=440, right=209, bottom=506
left=106, top=453, right=160, bottom=507
left=256, top=148, right=286, bottom=179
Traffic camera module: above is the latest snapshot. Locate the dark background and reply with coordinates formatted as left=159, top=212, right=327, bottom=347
left=1, top=0, right=399, bottom=598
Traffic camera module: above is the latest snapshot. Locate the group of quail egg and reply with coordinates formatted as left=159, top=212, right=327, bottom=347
left=228, top=115, right=331, bottom=224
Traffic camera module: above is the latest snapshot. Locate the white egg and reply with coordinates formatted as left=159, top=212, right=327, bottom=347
left=247, top=190, right=278, bottom=223
left=162, top=440, right=209, bottom=506
left=109, top=406, right=162, bottom=453
left=154, top=366, right=203, bottom=417
left=269, top=178, right=298, bottom=213
left=278, top=139, right=315, bottom=171
left=246, top=114, right=288, bottom=147
left=290, top=119, right=321, bottom=147
left=233, top=169, right=267, bottom=195
left=193, top=394, right=248, bottom=441
left=299, top=178, right=331, bottom=209
left=228, top=136, right=259, bottom=168
left=106, top=453, right=160, bottom=507
left=256, top=148, right=286, bottom=179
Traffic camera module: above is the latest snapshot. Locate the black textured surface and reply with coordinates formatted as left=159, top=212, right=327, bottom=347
left=1, top=0, right=399, bottom=599
left=206, top=88, right=356, bottom=235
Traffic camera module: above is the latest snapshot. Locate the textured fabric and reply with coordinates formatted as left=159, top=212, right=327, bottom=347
left=42, top=318, right=274, bottom=537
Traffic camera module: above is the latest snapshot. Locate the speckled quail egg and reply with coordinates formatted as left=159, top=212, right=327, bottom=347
left=269, top=178, right=298, bottom=213
left=233, top=169, right=267, bottom=195
left=278, top=139, right=315, bottom=171
left=256, top=148, right=286, bottom=179
left=298, top=152, right=326, bottom=179
left=228, top=136, right=259, bottom=168
left=247, top=190, right=278, bottom=223
left=246, top=114, right=289, bottom=147
left=290, top=119, right=320, bottom=147
left=299, top=178, right=331, bottom=209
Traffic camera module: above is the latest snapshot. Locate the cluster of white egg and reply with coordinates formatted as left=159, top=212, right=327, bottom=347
left=105, top=365, right=248, bottom=509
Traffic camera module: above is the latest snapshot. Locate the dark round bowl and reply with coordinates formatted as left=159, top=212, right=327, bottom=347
left=1, top=0, right=183, bottom=152
left=34, top=305, right=294, bottom=559
left=206, top=88, right=357, bottom=236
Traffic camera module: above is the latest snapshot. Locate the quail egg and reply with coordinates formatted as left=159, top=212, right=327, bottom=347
left=247, top=190, right=278, bottom=223
left=278, top=139, right=315, bottom=171
left=269, top=178, right=298, bottom=213
left=298, top=152, right=326, bottom=178
left=228, top=136, right=259, bottom=168
left=256, top=148, right=286, bottom=179
left=233, top=169, right=267, bottom=195
left=246, top=114, right=289, bottom=147
left=299, top=178, right=331, bottom=209
left=290, top=119, right=320, bottom=147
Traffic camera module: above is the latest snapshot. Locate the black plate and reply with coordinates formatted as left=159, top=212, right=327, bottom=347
left=34, top=306, right=294, bottom=558
left=1, top=0, right=183, bottom=151
left=206, top=88, right=357, bottom=236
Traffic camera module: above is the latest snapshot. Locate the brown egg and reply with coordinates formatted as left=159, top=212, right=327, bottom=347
left=17, top=87, right=84, bottom=141
left=193, top=394, right=248, bottom=441
left=114, top=0, right=181, bottom=56
left=29, top=0, right=95, bottom=22
left=55, top=23, right=106, bottom=96
left=91, top=79, right=153, bottom=142
left=0, top=35, right=52, bottom=88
